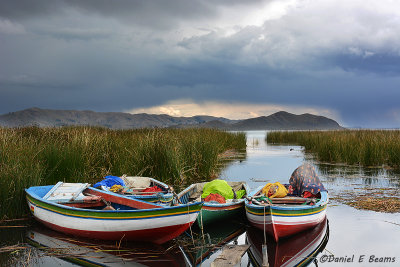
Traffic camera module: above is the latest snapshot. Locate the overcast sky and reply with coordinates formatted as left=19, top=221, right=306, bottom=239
left=1, top=0, right=400, bottom=128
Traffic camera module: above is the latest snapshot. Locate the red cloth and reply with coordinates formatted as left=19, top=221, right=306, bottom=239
left=142, top=186, right=163, bottom=195
left=303, top=191, right=317, bottom=198
left=204, top=193, right=226, bottom=203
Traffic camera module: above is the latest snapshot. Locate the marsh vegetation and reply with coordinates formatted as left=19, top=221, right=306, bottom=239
left=0, top=127, right=246, bottom=219
left=267, top=130, right=400, bottom=168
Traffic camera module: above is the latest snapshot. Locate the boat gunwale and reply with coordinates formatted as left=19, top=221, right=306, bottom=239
left=203, top=198, right=246, bottom=208
left=246, top=186, right=328, bottom=212
left=147, top=177, right=170, bottom=189
left=118, top=176, right=174, bottom=202
left=177, top=181, right=250, bottom=208
left=26, top=186, right=202, bottom=214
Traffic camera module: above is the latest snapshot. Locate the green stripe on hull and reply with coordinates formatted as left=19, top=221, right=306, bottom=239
left=27, top=194, right=201, bottom=219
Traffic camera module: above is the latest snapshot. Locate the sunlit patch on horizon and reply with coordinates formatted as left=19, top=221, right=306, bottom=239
left=125, top=100, right=341, bottom=123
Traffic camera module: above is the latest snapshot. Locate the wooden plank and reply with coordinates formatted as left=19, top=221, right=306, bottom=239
left=211, top=244, right=250, bottom=267
left=45, top=182, right=89, bottom=202
left=70, top=183, right=89, bottom=201
left=43, top=181, right=63, bottom=200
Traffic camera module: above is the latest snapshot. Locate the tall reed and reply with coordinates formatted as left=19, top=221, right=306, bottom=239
left=0, top=127, right=246, bottom=219
left=266, top=130, right=400, bottom=168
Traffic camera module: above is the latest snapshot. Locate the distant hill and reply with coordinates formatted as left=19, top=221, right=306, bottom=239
left=0, top=107, right=236, bottom=129
left=0, top=107, right=343, bottom=130
left=227, top=111, right=342, bottom=130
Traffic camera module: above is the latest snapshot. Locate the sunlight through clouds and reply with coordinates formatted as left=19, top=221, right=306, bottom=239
left=126, top=99, right=340, bottom=122
left=1, top=0, right=400, bottom=127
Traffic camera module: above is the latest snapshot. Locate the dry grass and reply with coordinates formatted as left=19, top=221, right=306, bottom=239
left=346, top=197, right=400, bottom=213
left=329, top=186, right=400, bottom=213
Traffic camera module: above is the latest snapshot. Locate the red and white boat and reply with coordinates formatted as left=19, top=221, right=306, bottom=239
left=26, top=182, right=202, bottom=244
left=245, top=186, right=328, bottom=241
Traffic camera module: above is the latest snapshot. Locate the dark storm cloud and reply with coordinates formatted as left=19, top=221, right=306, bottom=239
left=0, top=0, right=63, bottom=20
left=34, top=27, right=112, bottom=41
left=136, top=55, right=400, bottom=128
left=0, top=0, right=267, bottom=29
left=2, top=0, right=400, bottom=128
left=329, top=53, right=400, bottom=75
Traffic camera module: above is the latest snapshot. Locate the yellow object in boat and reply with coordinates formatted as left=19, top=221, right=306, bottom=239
left=262, top=182, right=288, bottom=198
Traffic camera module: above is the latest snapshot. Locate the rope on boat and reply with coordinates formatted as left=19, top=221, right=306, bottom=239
left=200, top=209, right=204, bottom=266
left=200, top=209, right=206, bottom=245
left=187, top=203, right=196, bottom=248
left=263, top=205, right=266, bottom=245
left=100, top=198, right=115, bottom=210
left=171, top=187, right=182, bottom=205
left=262, top=204, right=269, bottom=267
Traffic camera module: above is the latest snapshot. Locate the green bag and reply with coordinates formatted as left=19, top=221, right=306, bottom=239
left=201, top=179, right=234, bottom=199
left=236, top=189, right=246, bottom=199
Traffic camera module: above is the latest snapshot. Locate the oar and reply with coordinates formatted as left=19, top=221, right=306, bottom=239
left=170, top=187, right=183, bottom=205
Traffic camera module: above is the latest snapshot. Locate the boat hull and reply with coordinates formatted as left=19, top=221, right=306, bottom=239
left=245, top=191, right=328, bottom=241
left=33, top=215, right=194, bottom=245
left=177, top=181, right=249, bottom=228
left=197, top=201, right=245, bottom=227
left=26, top=186, right=202, bottom=244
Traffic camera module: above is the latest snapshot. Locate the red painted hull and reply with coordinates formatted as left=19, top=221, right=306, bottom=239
left=37, top=217, right=194, bottom=244
left=251, top=215, right=325, bottom=241
left=247, top=218, right=329, bottom=267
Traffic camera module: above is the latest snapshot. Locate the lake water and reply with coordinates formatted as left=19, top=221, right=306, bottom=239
left=1, top=131, right=399, bottom=266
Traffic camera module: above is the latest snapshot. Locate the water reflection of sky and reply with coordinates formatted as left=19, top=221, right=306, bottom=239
left=222, top=131, right=400, bottom=191
left=220, top=131, right=305, bottom=189
left=220, top=131, right=400, bottom=267
left=323, top=205, right=400, bottom=266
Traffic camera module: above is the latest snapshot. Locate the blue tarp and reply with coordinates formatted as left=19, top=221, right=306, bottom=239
left=93, top=175, right=125, bottom=188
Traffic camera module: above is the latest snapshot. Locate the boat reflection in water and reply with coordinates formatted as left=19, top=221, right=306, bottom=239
left=26, top=226, right=186, bottom=266
left=179, top=219, right=246, bottom=267
left=247, top=218, right=329, bottom=267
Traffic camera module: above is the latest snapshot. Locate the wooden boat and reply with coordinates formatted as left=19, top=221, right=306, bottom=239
left=99, top=176, right=174, bottom=205
left=27, top=227, right=187, bottom=267
left=246, top=217, right=329, bottom=267
left=245, top=186, right=328, bottom=241
left=177, top=181, right=249, bottom=227
left=25, top=182, right=202, bottom=244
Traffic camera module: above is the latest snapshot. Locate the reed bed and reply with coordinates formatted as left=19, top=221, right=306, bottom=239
left=346, top=197, right=400, bottom=213
left=0, top=127, right=246, bottom=219
left=267, top=130, right=400, bottom=168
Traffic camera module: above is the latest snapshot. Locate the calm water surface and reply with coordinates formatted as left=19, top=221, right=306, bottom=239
left=221, top=131, right=400, bottom=267
left=1, top=131, right=399, bottom=266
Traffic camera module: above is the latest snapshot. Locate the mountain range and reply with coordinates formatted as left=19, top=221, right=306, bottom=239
left=0, top=107, right=343, bottom=130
